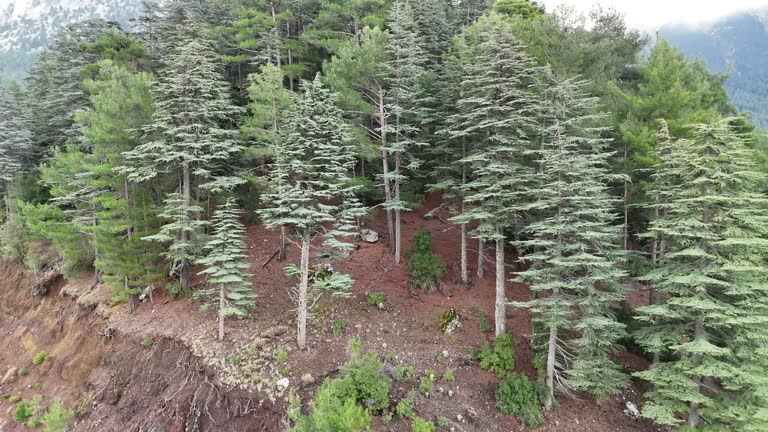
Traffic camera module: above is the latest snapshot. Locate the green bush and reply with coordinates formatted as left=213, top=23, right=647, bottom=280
left=32, top=351, right=51, bottom=365
left=407, top=252, right=446, bottom=293
left=230, top=354, right=242, bottom=366
left=411, top=416, right=435, bottom=432
left=290, top=378, right=371, bottom=432
left=341, top=349, right=392, bottom=410
left=332, top=319, right=348, bottom=335
left=443, top=369, right=455, bottom=383
left=437, top=416, right=450, bottom=429
left=41, top=398, right=74, bottom=432
left=395, top=363, right=415, bottom=382
left=411, top=227, right=433, bottom=255
left=396, top=390, right=416, bottom=419
left=366, top=292, right=385, bottom=307
left=472, top=334, right=516, bottom=378
left=12, top=395, right=40, bottom=424
left=9, top=395, right=22, bottom=403
left=476, top=309, right=492, bottom=334
left=276, top=347, right=289, bottom=364
left=0, top=218, right=28, bottom=262
left=495, top=373, right=544, bottom=427
left=419, top=370, right=435, bottom=395
left=18, top=368, right=28, bottom=377
left=141, top=336, right=154, bottom=348
left=381, top=412, right=393, bottom=424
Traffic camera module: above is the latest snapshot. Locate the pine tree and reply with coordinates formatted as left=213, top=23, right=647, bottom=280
left=385, top=0, right=427, bottom=264
left=258, top=76, right=364, bottom=348
left=448, top=15, right=541, bottom=336
left=513, top=76, right=628, bottom=409
left=409, top=0, right=452, bottom=70
left=0, top=85, right=33, bottom=218
left=196, top=198, right=256, bottom=341
left=122, top=17, right=244, bottom=293
left=244, top=64, right=294, bottom=261
left=634, top=118, right=768, bottom=429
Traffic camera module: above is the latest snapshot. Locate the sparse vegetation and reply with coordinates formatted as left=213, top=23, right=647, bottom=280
left=18, top=367, right=28, bottom=377
left=332, top=318, right=347, bottom=335
left=32, top=351, right=52, bottom=365
left=41, top=398, right=74, bottom=432
left=419, top=369, right=435, bottom=395
left=230, top=354, right=242, bottom=366
left=407, top=228, right=446, bottom=293
left=365, top=291, right=385, bottom=308
left=437, top=416, right=450, bottom=429
left=276, top=347, right=289, bottom=364
left=475, top=308, right=492, bottom=334
left=443, top=369, right=455, bottom=383
left=472, top=334, right=516, bottom=379
left=395, top=363, right=416, bottom=382
left=141, top=335, right=154, bottom=348
left=396, top=390, right=416, bottom=419
left=411, top=416, right=435, bottom=432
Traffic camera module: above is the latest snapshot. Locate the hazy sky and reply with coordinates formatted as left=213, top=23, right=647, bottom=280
left=543, top=0, right=768, bottom=30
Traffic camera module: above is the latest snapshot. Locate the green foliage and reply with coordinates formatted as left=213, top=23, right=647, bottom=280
left=18, top=368, right=28, bottom=377
left=439, top=308, right=459, bottom=333
left=366, top=292, right=385, bottom=307
left=443, top=369, right=455, bottom=383
left=495, top=373, right=544, bottom=427
left=41, top=398, right=74, bottom=432
left=411, top=417, right=435, bottom=432
left=332, top=319, right=348, bottom=335
left=419, top=370, right=435, bottom=395
left=32, top=351, right=51, bottom=365
left=381, top=413, right=393, bottom=424
left=12, top=395, right=41, bottom=425
left=290, top=378, right=371, bottom=432
left=276, top=347, right=289, bottom=364
left=472, top=334, right=516, bottom=379
left=407, top=228, right=446, bottom=293
left=9, top=395, right=22, bottom=403
left=141, top=336, right=154, bottom=348
left=437, top=416, right=450, bottom=429
left=396, top=390, right=416, bottom=419
left=230, top=354, right=242, bottom=366
left=341, top=348, right=392, bottom=410
left=476, top=308, right=492, bottom=334
left=395, top=363, right=415, bottom=383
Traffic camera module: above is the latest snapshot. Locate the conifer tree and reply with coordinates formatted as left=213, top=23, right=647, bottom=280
left=634, top=119, right=768, bottom=429
left=258, top=76, right=364, bottom=348
left=514, top=76, right=628, bottom=409
left=123, top=17, right=244, bottom=293
left=0, top=86, right=33, bottom=218
left=449, top=15, right=541, bottom=336
left=244, top=64, right=293, bottom=261
left=196, top=198, right=256, bottom=341
left=385, top=0, right=427, bottom=264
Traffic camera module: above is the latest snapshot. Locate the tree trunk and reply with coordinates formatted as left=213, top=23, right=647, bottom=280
left=460, top=223, right=468, bottom=285
left=297, top=233, right=310, bottom=348
left=477, top=239, right=485, bottom=278
left=219, top=284, right=225, bottom=341
left=181, top=163, right=192, bottom=292
left=544, top=323, right=557, bottom=410
left=623, top=145, right=629, bottom=251
left=689, top=202, right=709, bottom=428
left=495, top=237, right=505, bottom=336
left=279, top=226, right=287, bottom=261
left=378, top=86, right=394, bottom=256
left=394, top=154, right=402, bottom=264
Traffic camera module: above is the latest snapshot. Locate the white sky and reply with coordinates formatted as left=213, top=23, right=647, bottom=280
left=542, top=0, right=768, bottom=30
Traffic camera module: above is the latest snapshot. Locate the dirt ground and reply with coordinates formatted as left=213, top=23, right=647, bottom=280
left=0, top=193, right=661, bottom=431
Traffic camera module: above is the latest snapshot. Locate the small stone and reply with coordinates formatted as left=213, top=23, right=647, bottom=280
left=456, top=414, right=464, bottom=423
left=301, top=373, right=315, bottom=386
left=466, top=407, right=478, bottom=422
left=277, top=377, right=290, bottom=391
left=448, top=390, right=454, bottom=397
left=360, top=229, right=379, bottom=243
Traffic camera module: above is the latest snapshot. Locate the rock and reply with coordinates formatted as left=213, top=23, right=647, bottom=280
left=360, top=229, right=379, bottom=243
left=624, top=401, right=640, bottom=419
left=465, top=407, right=478, bottom=422
left=456, top=414, right=464, bottom=423
left=277, top=378, right=290, bottom=392
left=1, top=367, right=17, bottom=385
left=301, top=373, right=315, bottom=386
left=448, top=390, right=454, bottom=397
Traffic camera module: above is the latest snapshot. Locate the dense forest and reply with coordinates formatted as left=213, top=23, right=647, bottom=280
left=1, top=0, right=767, bottom=430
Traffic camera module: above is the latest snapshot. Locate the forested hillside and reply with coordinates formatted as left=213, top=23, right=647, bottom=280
left=663, top=10, right=768, bottom=126
left=1, top=0, right=767, bottom=431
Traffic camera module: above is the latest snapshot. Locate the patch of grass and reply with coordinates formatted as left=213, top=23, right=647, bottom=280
left=18, top=368, right=28, bottom=377
left=32, top=351, right=52, bottom=365
left=276, top=347, right=289, bottom=364
left=443, top=369, right=455, bottom=383
left=395, top=363, right=416, bottom=382
left=230, top=354, right=242, bottom=366
left=411, top=416, right=435, bottom=432
left=366, top=291, right=385, bottom=307
left=332, top=319, right=347, bottom=335
left=141, top=335, right=154, bottom=348
left=396, top=390, right=416, bottom=419
left=251, top=373, right=263, bottom=383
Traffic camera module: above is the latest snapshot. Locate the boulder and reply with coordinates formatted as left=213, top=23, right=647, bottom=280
left=624, top=401, right=640, bottom=419
left=277, top=377, right=290, bottom=392
left=360, top=229, right=379, bottom=243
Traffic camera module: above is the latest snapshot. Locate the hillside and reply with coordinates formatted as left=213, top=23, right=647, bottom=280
left=0, top=0, right=142, bottom=82
left=0, top=202, right=654, bottom=432
left=662, top=10, right=768, bottom=127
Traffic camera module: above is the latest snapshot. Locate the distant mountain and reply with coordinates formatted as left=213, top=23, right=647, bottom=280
left=0, top=0, right=143, bottom=83
left=662, top=10, right=768, bottom=127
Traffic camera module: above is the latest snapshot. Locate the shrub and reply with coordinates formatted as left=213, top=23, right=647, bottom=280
left=366, top=292, right=385, bottom=307
left=437, top=416, right=450, bottom=429
left=411, top=416, right=435, bottom=432
left=230, top=354, right=242, bottom=366
left=472, top=334, right=516, bottom=378
left=12, top=395, right=41, bottom=424
left=332, top=319, right=347, bottom=335
left=395, top=363, right=415, bottom=382
left=419, top=370, right=435, bottom=395
left=381, top=412, right=393, bottom=425
left=290, top=378, right=371, bottom=432
left=9, top=395, right=22, bottom=403
left=396, top=390, right=416, bottom=419
left=476, top=309, right=492, bottom=334
left=443, top=369, right=455, bottom=383
left=141, top=336, right=154, bottom=348
left=276, top=347, right=289, bottom=364
left=32, top=351, right=51, bottom=365
left=495, top=373, right=544, bottom=427
left=407, top=228, right=446, bottom=293
left=41, top=398, right=74, bottom=432
left=0, top=219, right=28, bottom=262
left=18, top=368, right=28, bottom=377
left=341, top=349, right=392, bottom=410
